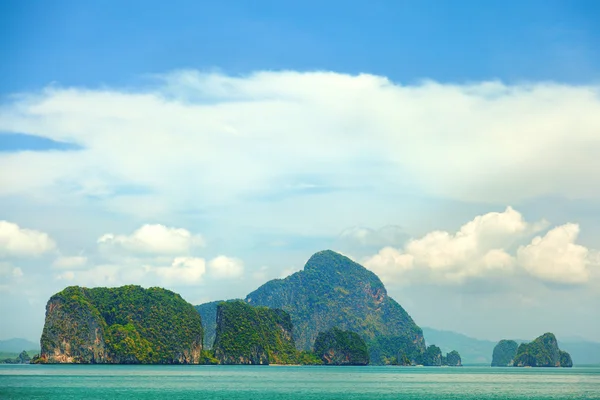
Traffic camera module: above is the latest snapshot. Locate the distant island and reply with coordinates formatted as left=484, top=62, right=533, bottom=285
left=2, top=351, right=31, bottom=364
left=491, top=333, right=572, bottom=367
left=34, top=250, right=464, bottom=366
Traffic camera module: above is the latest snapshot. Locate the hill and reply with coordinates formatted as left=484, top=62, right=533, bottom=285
left=422, top=327, right=496, bottom=364
left=0, top=338, right=39, bottom=353
left=244, top=250, right=425, bottom=364
left=38, top=285, right=203, bottom=364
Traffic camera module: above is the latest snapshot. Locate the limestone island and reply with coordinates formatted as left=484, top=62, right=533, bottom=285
left=33, top=250, right=462, bottom=366
left=491, top=333, right=573, bottom=367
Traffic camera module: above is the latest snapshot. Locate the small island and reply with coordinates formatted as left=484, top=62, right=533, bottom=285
left=491, top=339, right=519, bottom=366
left=413, top=345, right=462, bottom=366
left=491, top=333, right=572, bottom=367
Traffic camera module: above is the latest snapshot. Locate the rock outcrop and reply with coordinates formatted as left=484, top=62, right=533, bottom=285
left=491, top=339, right=518, bottom=367
left=443, top=350, right=462, bottom=366
left=195, top=300, right=231, bottom=349
left=244, top=250, right=425, bottom=364
left=313, top=327, right=369, bottom=365
left=417, top=344, right=442, bottom=366
left=38, top=285, right=203, bottom=364
left=212, top=301, right=297, bottom=365
left=513, top=333, right=573, bottom=367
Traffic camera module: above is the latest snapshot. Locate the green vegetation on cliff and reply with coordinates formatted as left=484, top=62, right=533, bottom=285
left=213, top=301, right=298, bottom=365
left=195, top=300, right=222, bottom=349
left=443, top=350, right=462, bottom=366
left=297, top=350, right=323, bottom=365
left=513, top=333, right=572, bottom=367
left=416, top=345, right=442, bottom=366
left=491, top=339, right=518, bottom=367
left=244, top=250, right=425, bottom=364
left=559, top=350, right=573, bottom=367
left=40, top=285, right=203, bottom=364
left=313, top=327, right=369, bottom=365
left=195, top=299, right=241, bottom=349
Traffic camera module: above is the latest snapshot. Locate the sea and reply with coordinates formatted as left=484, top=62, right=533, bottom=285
left=1, top=365, right=599, bottom=399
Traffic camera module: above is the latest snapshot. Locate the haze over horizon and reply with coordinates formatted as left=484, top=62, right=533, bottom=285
left=1, top=0, right=599, bottom=344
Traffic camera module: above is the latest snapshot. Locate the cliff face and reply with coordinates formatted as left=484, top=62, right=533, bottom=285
left=417, top=345, right=442, bottom=366
left=513, top=333, right=572, bottom=367
left=213, top=301, right=297, bottom=365
left=245, top=250, right=425, bottom=364
left=39, top=285, right=203, bottom=364
left=559, top=350, right=573, bottom=367
left=40, top=293, right=107, bottom=363
left=491, top=340, right=518, bottom=367
left=195, top=300, right=225, bottom=349
left=313, top=328, right=369, bottom=365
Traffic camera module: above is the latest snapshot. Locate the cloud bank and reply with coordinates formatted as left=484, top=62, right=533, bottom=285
left=1, top=71, right=599, bottom=218
left=364, top=207, right=598, bottom=286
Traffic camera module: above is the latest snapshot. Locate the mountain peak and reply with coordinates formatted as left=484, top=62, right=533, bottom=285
left=304, top=250, right=353, bottom=270
left=244, top=250, right=425, bottom=362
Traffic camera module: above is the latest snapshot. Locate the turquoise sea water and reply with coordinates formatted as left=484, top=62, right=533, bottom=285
left=1, top=365, right=599, bottom=400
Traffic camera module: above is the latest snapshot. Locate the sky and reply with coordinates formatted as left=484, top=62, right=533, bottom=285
left=1, top=0, right=600, bottom=344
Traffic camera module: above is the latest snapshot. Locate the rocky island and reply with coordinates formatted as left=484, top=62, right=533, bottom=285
left=443, top=350, right=462, bottom=366
left=491, top=339, right=519, bottom=366
left=212, top=301, right=298, bottom=365
left=513, top=333, right=572, bottom=367
left=36, top=285, right=203, bottom=364
left=491, top=333, right=572, bottom=367
left=243, top=250, right=426, bottom=364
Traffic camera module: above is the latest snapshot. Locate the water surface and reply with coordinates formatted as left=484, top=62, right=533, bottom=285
left=1, top=365, right=599, bottom=399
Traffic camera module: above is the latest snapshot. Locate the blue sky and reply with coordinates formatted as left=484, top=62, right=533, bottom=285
left=1, top=1, right=600, bottom=344
left=2, top=0, right=600, bottom=96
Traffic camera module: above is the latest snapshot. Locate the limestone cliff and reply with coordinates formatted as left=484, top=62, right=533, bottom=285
left=213, top=301, right=297, bottom=365
left=513, top=333, right=573, bottom=367
left=491, top=340, right=518, bottom=367
left=39, top=285, right=203, bottom=364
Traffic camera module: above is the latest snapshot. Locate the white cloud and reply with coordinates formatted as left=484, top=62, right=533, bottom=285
left=155, top=257, right=206, bottom=284
left=0, top=220, right=56, bottom=257
left=208, top=256, right=244, bottom=279
left=364, top=207, right=559, bottom=285
left=52, top=255, right=87, bottom=269
left=53, top=254, right=240, bottom=287
left=0, top=71, right=599, bottom=215
left=517, top=224, right=593, bottom=284
left=98, top=224, right=204, bottom=255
